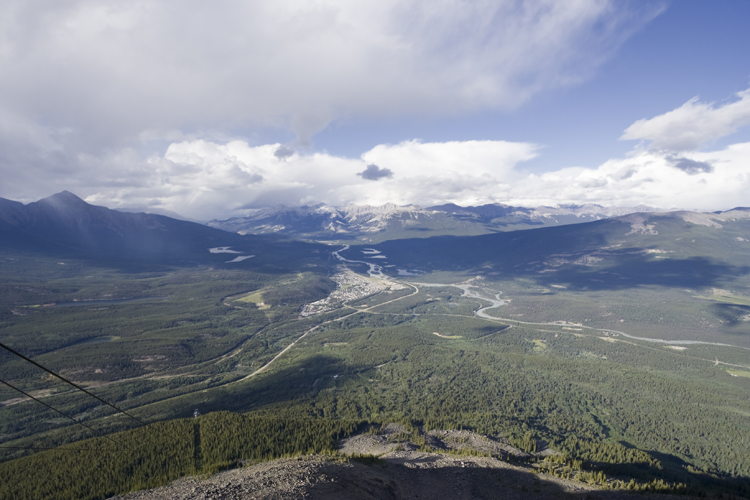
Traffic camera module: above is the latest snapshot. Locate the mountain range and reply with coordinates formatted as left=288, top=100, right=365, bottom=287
left=3, top=192, right=747, bottom=270
left=4, top=191, right=749, bottom=296
left=208, top=202, right=667, bottom=242
left=364, top=207, right=750, bottom=283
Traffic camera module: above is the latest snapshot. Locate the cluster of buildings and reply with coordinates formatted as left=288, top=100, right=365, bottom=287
left=300, top=269, right=406, bottom=316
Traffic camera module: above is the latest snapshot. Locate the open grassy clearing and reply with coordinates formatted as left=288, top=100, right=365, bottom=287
left=695, top=293, right=750, bottom=306
left=431, top=332, right=463, bottom=339
left=531, top=339, right=547, bottom=350
left=726, top=369, right=750, bottom=378
left=234, top=290, right=270, bottom=310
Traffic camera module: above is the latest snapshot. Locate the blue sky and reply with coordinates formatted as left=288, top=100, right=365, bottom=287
left=310, top=0, right=750, bottom=171
left=1, top=1, right=749, bottom=220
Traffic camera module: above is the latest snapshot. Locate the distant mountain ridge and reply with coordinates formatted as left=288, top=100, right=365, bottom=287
left=208, top=201, right=668, bottom=242
left=428, top=202, right=663, bottom=219
left=349, top=205, right=750, bottom=293
left=6, top=192, right=744, bottom=262
left=0, top=191, right=240, bottom=259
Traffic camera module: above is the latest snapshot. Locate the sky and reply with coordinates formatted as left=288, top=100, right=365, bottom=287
left=1, top=0, right=749, bottom=221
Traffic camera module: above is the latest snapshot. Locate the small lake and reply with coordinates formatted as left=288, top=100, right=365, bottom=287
left=51, top=296, right=168, bottom=307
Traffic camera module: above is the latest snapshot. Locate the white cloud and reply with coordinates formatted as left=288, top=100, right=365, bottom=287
left=105, top=139, right=538, bottom=219
left=621, top=87, right=750, bottom=151
left=57, top=138, right=750, bottom=220
left=6, top=134, right=750, bottom=218
left=509, top=145, right=750, bottom=210
left=362, top=140, right=538, bottom=179
left=0, top=0, right=659, bottom=149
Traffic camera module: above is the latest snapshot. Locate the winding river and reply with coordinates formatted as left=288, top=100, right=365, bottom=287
left=409, top=282, right=740, bottom=349
left=331, top=248, right=740, bottom=349
left=332, top=245, right=386, bottom=278
left=410, top=282, right=506, bottom=319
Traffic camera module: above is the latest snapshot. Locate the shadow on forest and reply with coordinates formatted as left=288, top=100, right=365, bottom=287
left=371, top=222, right=750, bottom=295
left=708, top=302, right=750, bottom=330
left=535, top=256, right=750, bottom=292
left=169, top=353, right=351, bottom=419
left=0, top=231, right=334, bottom=276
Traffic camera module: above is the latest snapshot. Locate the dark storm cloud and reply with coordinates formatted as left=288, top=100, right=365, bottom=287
left=666, top=155, right=714, bottom=175
left=274, top=146, right=295, bottom=160
left=357, top=164, right=393, bottom=181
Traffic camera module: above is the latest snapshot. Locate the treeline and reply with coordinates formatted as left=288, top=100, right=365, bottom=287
left=0, top=412, right=359, bottom=500
left=200, top=412, right=358, bottom=472
left=0, top=419, right=194, bottom=500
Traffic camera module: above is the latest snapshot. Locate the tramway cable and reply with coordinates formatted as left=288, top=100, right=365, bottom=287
left=0, top=340, right=149, bottom=427
left=0, top=377, right=127, bottom=451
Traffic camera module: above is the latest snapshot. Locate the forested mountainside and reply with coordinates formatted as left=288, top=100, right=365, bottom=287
left=1, top=194, right=748, bottom=499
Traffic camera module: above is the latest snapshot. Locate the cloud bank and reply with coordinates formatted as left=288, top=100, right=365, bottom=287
left=72, top=138, right=748, bottom=220
left=621, top=88, right=750, bottom=151
left=3, top=77, right=750, bottom=220
left=0, top=0, right=659, bottom=152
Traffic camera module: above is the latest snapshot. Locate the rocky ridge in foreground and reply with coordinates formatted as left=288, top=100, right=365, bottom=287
left=110, top=426, right=712, bottom=500
left=108, top=452, right=704, bottom=500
